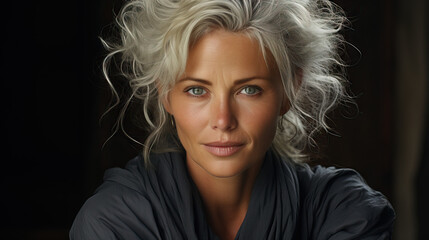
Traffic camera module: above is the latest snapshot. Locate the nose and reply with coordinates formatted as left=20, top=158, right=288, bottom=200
left=209, top=96, right=237, bottom=131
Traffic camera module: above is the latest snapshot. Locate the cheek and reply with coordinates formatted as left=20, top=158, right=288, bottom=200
left=171, top=99, right=209, bottom=142
left=239, top=98, right=280, bottom=143
left=246, top=111, right=278, bottom=140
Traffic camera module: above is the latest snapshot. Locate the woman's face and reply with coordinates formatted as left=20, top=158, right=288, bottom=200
left=164, top=29, right=288, bottom=178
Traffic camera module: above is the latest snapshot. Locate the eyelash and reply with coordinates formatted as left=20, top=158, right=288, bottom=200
left=185, top=87, right=207, bottom=97
left=184, top=85, right=262, bottom=97
left=239, top=86, right=262, bottom=96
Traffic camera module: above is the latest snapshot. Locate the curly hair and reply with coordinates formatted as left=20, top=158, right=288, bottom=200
left=102, top=0, right=350, bottom=165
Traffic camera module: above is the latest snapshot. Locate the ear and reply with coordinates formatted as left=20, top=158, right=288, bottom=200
left=279, top=98, right=290, bottom=116
left=157, top=81, right=173, bottom=114
left=279, top=68, right=303, bottom=116
left=162, top=98, right=172, bottom=114
left=295, top=68, right=303, bottom=91
left=160, top=92, right=173, bottom=114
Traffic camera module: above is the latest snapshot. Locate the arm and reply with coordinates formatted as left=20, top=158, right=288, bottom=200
left=303, top=167, right=395, bottom=240
left=69, top=182, right=161, bottom=240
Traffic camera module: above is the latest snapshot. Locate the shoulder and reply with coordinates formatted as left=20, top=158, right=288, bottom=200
left=295, top=164, right=395, bottom=239
left=69, top=155, right=163, bottom=240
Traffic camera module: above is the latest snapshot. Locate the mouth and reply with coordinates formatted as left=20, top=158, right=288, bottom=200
left=203, top=142, right=245, bottom=157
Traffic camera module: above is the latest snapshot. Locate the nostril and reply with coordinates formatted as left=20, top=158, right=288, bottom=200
left=209, top=98, right=237, bottom=131
left=211, top=113, right=237, bottom=131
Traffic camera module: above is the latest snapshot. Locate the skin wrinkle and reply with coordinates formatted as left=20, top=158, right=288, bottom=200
left=162, top=29, right=289, bottom=240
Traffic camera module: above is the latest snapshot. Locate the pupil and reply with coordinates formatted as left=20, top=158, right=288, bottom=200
left=246, top=87, right=255, bottom=94
left=193, top=88, right=202, bottom=95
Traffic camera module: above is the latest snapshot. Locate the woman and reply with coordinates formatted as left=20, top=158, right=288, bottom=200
left=71, top=0, right=395, bottom=239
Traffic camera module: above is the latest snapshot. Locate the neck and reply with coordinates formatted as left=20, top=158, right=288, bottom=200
left=186, top=157, right=262, bottom=240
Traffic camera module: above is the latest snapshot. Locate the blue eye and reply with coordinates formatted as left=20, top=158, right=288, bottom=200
left=186, top=87, right=207, bottom=96
left=240, top=86, right=261, bottom=95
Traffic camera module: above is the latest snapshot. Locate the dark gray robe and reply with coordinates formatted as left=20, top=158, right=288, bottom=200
left=70, top=151, right=395, bottom=239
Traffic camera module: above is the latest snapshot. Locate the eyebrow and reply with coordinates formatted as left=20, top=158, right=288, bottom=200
left=178, top=76, right=269, bottom=85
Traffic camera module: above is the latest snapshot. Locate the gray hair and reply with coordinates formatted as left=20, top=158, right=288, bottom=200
left=102, top=0, right=350, bottom=165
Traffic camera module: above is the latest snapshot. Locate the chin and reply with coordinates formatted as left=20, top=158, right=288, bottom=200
left=205, top=165, right=245, bottom=178
left=200, top=156, right=258, bottom=178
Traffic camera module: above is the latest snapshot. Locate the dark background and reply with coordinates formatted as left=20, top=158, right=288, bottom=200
left=1, top=0, right=427, bottom=239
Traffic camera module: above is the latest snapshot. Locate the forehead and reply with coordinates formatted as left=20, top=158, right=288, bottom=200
left=184, top=29, right=277, bottom=80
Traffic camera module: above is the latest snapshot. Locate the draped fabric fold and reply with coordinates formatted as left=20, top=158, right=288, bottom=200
left=70, top=151, right=395, bottom=240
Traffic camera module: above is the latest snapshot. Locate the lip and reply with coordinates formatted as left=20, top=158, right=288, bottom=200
left=203, top=142, right=245, bottom=157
